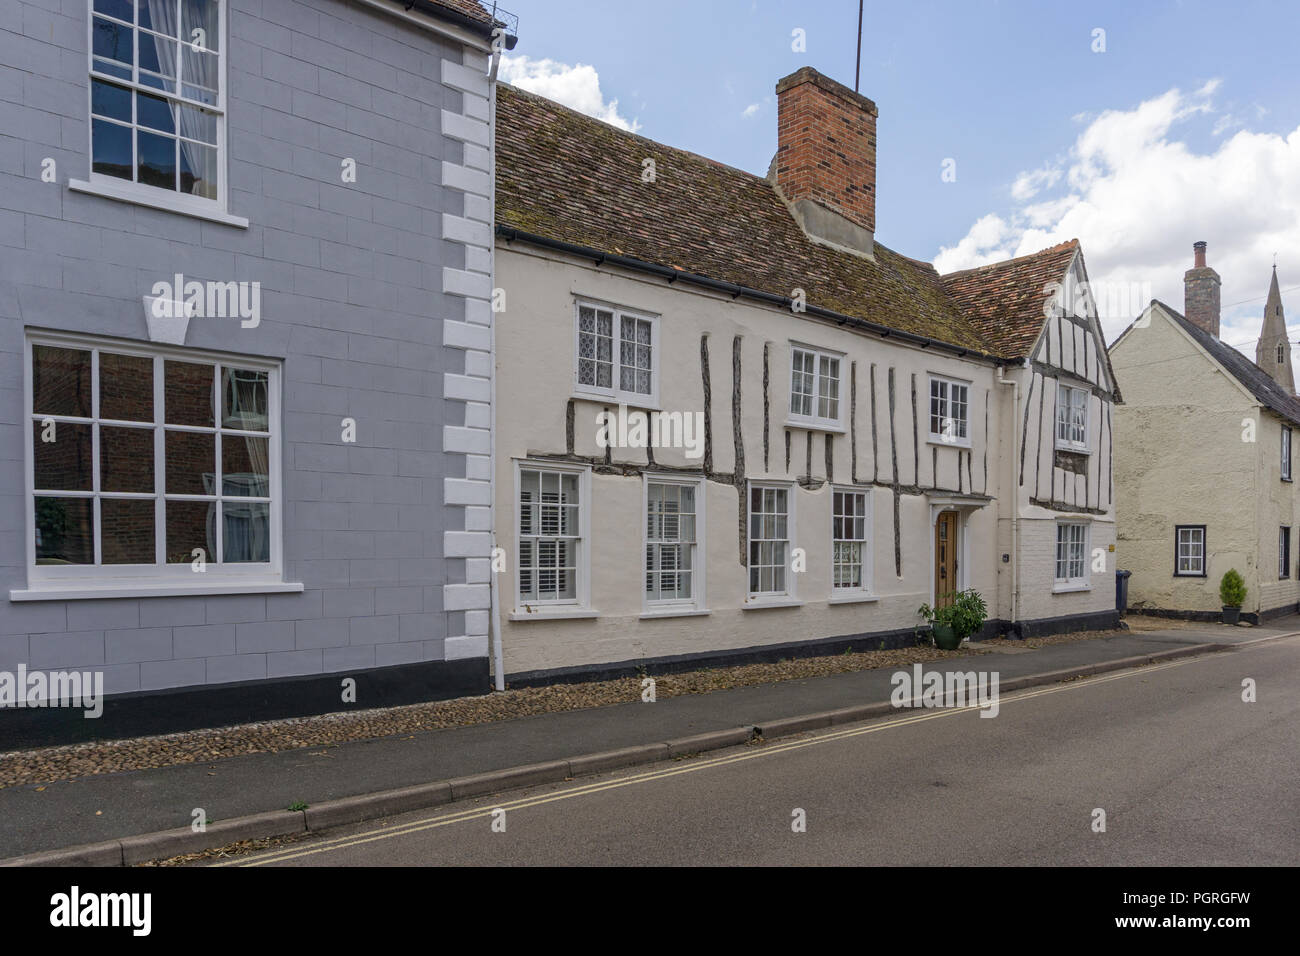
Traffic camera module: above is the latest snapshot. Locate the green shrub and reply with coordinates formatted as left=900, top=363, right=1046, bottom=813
left=917, top=589, right=989, bottom=641
left=1219, top=569, right=1246, bottom=608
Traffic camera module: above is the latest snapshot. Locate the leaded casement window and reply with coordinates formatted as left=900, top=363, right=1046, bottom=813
left=788, top=346, right=843, bottom=429
left=26, top=335, right=279, bottom=585
left=832, top=489, right=869, bottom=593
left=1174, top=526, right=1205, bottom=577
left=88, top=0, right=225, bottom=206
left=644, top=479, right=701, bottom=607
left=574, top=301, right=658, bottom=405
left=748, top=484, right=791, bottom=598
left=1056, top=384, right=1089, bottom=451
left=928, top=375, right=970, bottom=444
left=517, top=464, right=585, bottom=606
left=1054, top=522, right=1088, bottom=587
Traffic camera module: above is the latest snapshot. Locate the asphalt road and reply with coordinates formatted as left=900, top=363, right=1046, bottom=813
left=218, top=636, right=1300, bottom=866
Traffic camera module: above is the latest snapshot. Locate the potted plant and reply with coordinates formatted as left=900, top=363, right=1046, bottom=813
left=1219, top=569, right=1246, bottom=625
left=918, top=589, right=989, bottom=650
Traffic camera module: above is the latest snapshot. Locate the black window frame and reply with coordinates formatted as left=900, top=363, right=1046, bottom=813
left=1280, top=526, right=1292, bottom=579
left=1173, top=524, right=1207, bottom=578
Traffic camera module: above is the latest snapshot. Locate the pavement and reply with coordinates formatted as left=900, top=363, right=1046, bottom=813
left=223, top=630, right=1300, bottom=867
left=1, top=616, right=1295, bottom=864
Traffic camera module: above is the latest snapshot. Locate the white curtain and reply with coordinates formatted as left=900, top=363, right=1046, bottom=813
left=147, top=0, right=218, bottom=198
left=223, top=370, right=270, bottom=562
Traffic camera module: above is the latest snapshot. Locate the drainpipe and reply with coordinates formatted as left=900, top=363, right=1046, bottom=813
left=486, top=44, right=505, bottom=691
left=996, top=364, right=1020, bottom=627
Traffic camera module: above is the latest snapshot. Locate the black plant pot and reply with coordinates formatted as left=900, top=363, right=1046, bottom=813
left=1222, top=606, right=1240, bottom=625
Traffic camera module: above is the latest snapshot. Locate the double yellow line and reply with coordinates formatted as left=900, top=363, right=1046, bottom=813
left=222, top=656, right=1201, bottom=866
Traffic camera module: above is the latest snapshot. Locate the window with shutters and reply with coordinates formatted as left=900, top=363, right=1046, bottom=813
left=748, top=483, right=793, bottom=599
left=644, top=477, right=703, bottom=610
left=516, top=462, right=588, bottom=608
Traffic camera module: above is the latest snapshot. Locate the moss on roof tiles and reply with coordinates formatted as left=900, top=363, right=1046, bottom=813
left=940, top=241, right=1081, bottom=357
left=496, top=84, right=1067, bottom=359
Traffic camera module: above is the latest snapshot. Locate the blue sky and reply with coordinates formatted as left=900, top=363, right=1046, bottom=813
left=499, top=0, right=1300, bottom=356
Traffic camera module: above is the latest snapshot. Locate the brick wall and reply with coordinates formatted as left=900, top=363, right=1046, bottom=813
left=773, top=67, right=877, bottom=234
left=1184, top=274, right=1221, bottom=340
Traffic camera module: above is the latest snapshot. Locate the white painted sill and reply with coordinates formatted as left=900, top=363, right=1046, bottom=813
left=926, top=436, right=972, bottom=450
left=1051, top=583, right=1092, bottom=594
left=828, top=592, right=879, bottom=605
left=1054, top=442, right=1092, bottom=455
left=508, top=607, right=600, bottom=622
left=784, top=418, right=846, bottom=435
left=570, top=391, right=662, bottom=413
left=69, top=178, right=250, bottom=229
left=11, top=580, right=303, bottom=602
left=639, top=607, right=710, bottom=620
left=742, top=598, right=803, bottom=611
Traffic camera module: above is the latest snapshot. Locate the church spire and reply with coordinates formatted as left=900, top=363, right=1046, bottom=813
left=1256, top=265, right=1295, bottom=394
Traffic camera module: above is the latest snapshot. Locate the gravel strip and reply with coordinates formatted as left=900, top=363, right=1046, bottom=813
left=1122, top=614, right=1221, bottom=633
left=979, top=628, right=1126, bottom=649
left=2, top=634, right=1101, bottom=790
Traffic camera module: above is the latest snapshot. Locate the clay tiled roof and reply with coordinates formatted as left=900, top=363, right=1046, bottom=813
left=940, top=241, right=1081, bottom=358
left=497, top=85, right=1024, bottom=357
left=426, top=0, right=494, bottom=24
left=416, top=0, right=517, bottom=40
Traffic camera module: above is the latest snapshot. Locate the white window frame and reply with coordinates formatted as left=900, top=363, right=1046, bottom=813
left=1174, top=525, right=1205, bottom=578
left=512, top=459, right=593, bottom=619
left=69, top=0, right=247, bottom=228
left=928, top=374, right=971, bottom=447
left=641, top=474, right=706, bottom=616
left=15, top=330, right=293, bottom=601
left=572, top=299, right=660, bottom=408
left=1056, top=383, right=1090, bottom=452
left=1053, top=520, right=1090, bottom=591
left=746, top=481, right=797, bottom=605
left=1283, top=426, right=1292, bottom=481
left=787, top=344, right=845, bottom=431
left=830, top=486, right=872, bottom=600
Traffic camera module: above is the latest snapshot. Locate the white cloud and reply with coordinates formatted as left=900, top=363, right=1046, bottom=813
left=499, top=56, right=640, bottom=132
left=935, top=81, right=1300, bottom=358
left=1010, top=164, right=1063, bottom=201
left=1212, top=113, right=1241, bottom=136
left=742, top=102, right=762, bottom=119
left=933, top=214, right=1016, bottom=271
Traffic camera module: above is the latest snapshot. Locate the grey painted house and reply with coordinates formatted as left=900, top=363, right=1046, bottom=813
left=1, top=0, right=511, bottom=739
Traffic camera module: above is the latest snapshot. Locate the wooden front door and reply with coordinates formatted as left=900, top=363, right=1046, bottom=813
left=934, top=511, right=959, bottom=608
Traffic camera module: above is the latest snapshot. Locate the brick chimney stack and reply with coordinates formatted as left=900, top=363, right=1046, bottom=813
left=1184, top=240, right=1221, bottom=338
left=772, top=67, right=877, bottom=258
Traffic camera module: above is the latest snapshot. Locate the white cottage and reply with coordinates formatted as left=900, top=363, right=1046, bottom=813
left=490, top=68, right=1121, bottom=681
